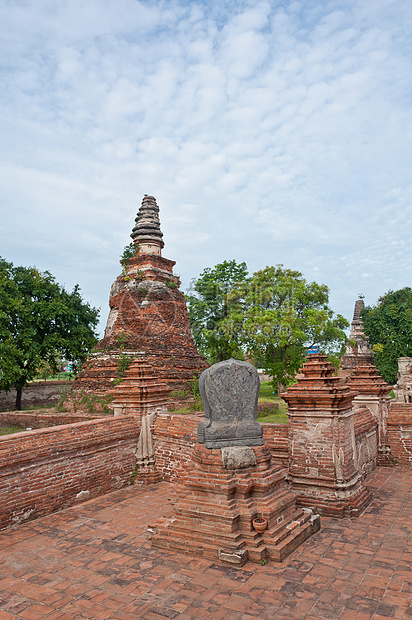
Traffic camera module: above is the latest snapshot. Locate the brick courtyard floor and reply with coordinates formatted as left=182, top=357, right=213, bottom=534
left=0, top=466, right=411, bottom=620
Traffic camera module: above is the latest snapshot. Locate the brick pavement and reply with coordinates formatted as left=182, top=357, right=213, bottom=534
left=0, top=466, right=411, bottom=620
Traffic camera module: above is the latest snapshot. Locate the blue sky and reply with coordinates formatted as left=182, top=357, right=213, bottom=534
left=1, top=0, right=411, bottom=337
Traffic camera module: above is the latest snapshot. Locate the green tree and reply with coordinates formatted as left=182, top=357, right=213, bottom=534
left=225, top=265, right=348, bottom=393
left=186, top=260, right=249, bottom=363
left=362, top=287, right=412, bottom=384
left=0, top=258, right=99, bottom=410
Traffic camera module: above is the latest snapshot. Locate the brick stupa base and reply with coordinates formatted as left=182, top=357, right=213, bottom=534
left=282, top=353, right=374, bottom=518
left=151, top=442, right=320, bottom=565
left=109, top=358, right=169, bottom=424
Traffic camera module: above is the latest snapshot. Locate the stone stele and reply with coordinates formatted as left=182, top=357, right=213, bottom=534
left=197, top=358, right=264, bottom=448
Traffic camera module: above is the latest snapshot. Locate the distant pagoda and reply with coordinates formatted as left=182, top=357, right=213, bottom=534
left=340, top=299, right=374, bottom=372
left=74, top=195, right=208, bottom=396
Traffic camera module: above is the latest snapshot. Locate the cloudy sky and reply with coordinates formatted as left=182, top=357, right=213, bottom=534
left=1, top=0, right=411, bottom=337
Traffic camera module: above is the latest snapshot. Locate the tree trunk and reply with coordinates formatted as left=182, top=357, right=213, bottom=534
left=277, top=381, right=286, bottom=395
left=15, top=386, right=23, bottom=411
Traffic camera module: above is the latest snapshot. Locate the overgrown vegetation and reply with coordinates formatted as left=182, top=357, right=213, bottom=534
left=171, top=401, right=205, bottom=414
left=188, top=375, right=200, bottom=401
left=55, top=384, right=72, bottom=413
left=113, top=353, right=135, bottom=385
left=120, top=242, right=138, bottom=275
left=169, top=389, right=190, bottom=400
left=71, top=392, right=113, bottom=414
left=116, top=333, right=129, bottom=351
left=130, top=464, right=139, bottom=485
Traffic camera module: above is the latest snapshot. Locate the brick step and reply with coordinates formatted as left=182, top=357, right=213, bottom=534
left=264, top=518, right=318, bottom=562
left=151, top=523, right=251, bottom=559
left=263, top=508, right=312, bottom=545
left=157, top=520, right=245, bottom=542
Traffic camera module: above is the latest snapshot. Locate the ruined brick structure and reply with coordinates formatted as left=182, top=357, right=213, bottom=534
left=74, top=196, right=208, bottom=396
left=346, top=364, right=393, bottom=463
left=394, top=357, right=412, bottom=403
left=282, top=353, right=375, bottom=517
left=387, top=402, right=412, bottom=465
left=109, top=358, right=169, bottom=421
left=340, top=299, right=374, bottom=373
left=151, top=360, right=320, bottom=565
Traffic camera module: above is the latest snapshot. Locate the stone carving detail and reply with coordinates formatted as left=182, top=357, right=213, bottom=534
left=197, top=359, right=264, bottom=448
left=136, top=413, right=156, bottom=469
left=221, top=446, right=257, bottom=469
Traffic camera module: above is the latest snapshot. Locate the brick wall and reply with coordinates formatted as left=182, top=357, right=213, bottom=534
left=153, top=413, right=200, bottom=482
left=0, top=416, right=139, bottom=531
left=388, top=403, right=412, bottom=465
left=0, top=380, right=71, bottom=411
left=0, top=411, right=104, bottom=429
left=353, top=407, right=378, bottom=478
left=261, top=423, right=289, bottom=468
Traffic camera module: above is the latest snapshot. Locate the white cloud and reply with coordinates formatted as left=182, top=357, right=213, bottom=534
left=0, top=0, right=411, bottom=335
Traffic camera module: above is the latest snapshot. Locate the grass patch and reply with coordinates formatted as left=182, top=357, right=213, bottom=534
left=257, top=381, right=288, bottom=423
left=170, top=400, right=204, bottom=414
left=259, top=381, right=277, bottom=399
left=257, top=403, right=288, bottom=424
left=22, top=404, right=54, bottom=411
left=0, top=426, right=25, bottom=436
left=169, top=390, right=190, bottom=400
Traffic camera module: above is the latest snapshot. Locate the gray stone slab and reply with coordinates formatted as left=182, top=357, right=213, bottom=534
left=197, top=358, right=264, bottom=449
left=221, top=446, right=257, bottom=469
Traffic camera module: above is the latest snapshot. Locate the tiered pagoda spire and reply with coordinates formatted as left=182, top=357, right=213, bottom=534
left=130, top=195, right=164, bottom=255
left=340, top=299, right=374, bottom=371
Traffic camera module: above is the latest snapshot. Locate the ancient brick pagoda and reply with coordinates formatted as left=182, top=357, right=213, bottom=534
left=282, top=353, right=374, bottom=517
left=74, top=195, right=208, bottom=395
left=151, top=359, right=320, bottom=565
left=340, top=299, right=374, bottom=373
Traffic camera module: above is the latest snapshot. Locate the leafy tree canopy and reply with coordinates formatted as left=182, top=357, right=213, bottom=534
left=362, top=287, right=412, bottom=384
left=0, top=257, right=99, bottom=409
left=225, top=265, right=348, bottom=393
left=186, top=259, right=249, bottom=363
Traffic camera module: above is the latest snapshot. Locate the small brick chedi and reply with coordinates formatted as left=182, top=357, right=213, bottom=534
left=151, top=359, right=320, bottom=565
left=75, top=196, right=208, bottom=395
left=282, top=353, right=374, bottom=517
left=346, top=363, right=392, bottom=461
left=340, top=299, right=374, bottom=373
